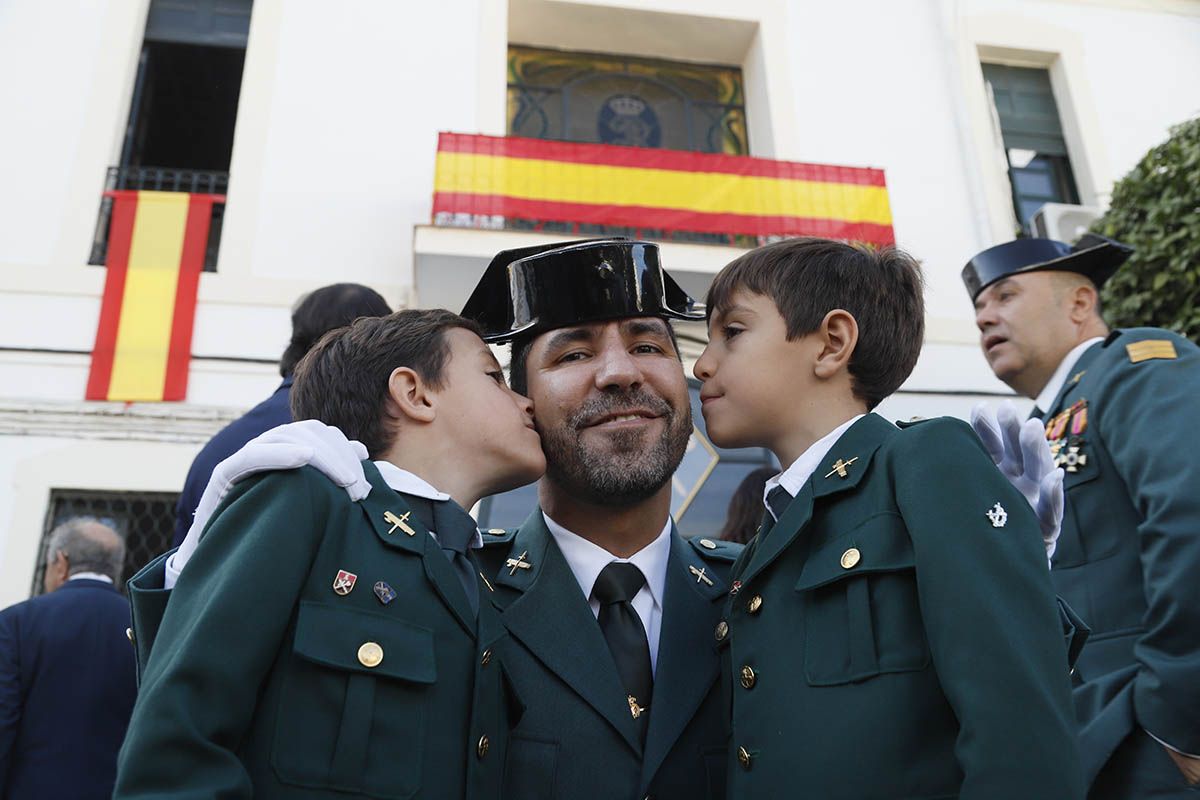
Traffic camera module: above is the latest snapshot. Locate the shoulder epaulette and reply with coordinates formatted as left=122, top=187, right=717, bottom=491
left=688, top=536, right=742, bottom=562
left=479, top=527, right=518, bottom=546
left=1125, top=339, right=1178, bottom=364
left=895, top=416, right=932, bottom=429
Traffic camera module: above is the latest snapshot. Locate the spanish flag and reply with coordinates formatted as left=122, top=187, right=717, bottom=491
left=86, top=190, right=221, bottom=402
left=433, top=133, right=894, bottom=246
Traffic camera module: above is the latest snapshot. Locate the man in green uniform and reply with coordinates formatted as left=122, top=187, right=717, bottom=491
left=114, top=310, right=544, bottom=799
left=461, top=239, right=740, bottom=799
left=696, top=238, right=1083, bottom=799
left=967, top=235, right=1200, bottom=798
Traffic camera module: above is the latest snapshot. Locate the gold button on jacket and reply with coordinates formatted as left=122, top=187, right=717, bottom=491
left=357, top=641, right=383, bottom=668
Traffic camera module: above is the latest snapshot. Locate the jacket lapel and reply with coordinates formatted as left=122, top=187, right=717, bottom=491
left=640, top=527, right=726, bottom=788
left=738, top=414, right=895, bottom=586
left=357, top=461, right=476, bottom=636
left=493, top=510, right=643, bottom=754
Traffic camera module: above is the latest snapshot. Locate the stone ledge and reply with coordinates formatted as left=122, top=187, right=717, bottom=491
left=0, top=399, right=244, bottom=443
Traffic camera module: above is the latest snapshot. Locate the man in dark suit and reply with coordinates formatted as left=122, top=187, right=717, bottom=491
left=967, top=235, right=1200, bottom=798
left=172, top=282, right=390, bottom=547
left=0, top=517, right=137, bottom=800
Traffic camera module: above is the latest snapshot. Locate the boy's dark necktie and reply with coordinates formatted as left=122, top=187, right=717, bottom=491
left=403, top=495, right=480, bottom=616
left=758, top=484, right=792, bottom=539
left=591, top=562, right=653, bottom=734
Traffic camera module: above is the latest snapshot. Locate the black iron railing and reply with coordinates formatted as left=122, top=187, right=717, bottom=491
left=88, top=166, right=228, bottom=270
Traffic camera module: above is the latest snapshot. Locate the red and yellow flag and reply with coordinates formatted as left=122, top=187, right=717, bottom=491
left=86, top=190, right=221, bottom=402
left=433, top=133, right=894, bottom=246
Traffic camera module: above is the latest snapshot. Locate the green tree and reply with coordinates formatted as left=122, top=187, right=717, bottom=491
left=1092, top=116, right=1200, bottom=341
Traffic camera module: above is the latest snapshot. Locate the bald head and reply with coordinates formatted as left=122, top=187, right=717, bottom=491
left=43, top=517, right=125, bottom=592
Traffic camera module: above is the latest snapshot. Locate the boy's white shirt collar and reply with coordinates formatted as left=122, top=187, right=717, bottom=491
left=1034, top=337, right=1105, bottom=414
left=764, top=414, right=865, bottom=519
left=543, top=511, right=672, bottom=674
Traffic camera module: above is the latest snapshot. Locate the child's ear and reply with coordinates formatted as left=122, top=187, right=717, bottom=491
left=385, top=367, right=437, bottom=424
left=813, top=309, right=858, bottom=379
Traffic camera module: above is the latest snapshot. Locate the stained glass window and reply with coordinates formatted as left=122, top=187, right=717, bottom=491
left=508, top=45, right=748, bottom=156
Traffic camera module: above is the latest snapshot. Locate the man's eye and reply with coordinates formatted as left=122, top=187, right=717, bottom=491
left=559, top=351, right=588, bottom=364
left=632, top=344, right=663, bottom=355
left=723, top=325, right=744, bottom=340
left=487, top=370, right=505, bottom=384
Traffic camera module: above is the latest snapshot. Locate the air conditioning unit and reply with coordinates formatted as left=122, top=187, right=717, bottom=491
left=1031, top=203, right=1103, bottom=242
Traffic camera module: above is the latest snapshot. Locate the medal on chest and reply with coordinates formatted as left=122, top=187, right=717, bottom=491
left=1046, top=399, right=1089, bottom=473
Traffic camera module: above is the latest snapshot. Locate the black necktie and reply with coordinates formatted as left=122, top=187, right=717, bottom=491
left=592, top=562, right=653, bottom=731
left=404, top=495, right=480, bottom=616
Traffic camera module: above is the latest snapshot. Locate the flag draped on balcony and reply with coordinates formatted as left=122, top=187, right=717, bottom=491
left=86, top=190, right=220, bottom=402
left=432, top=133, right=895, bottom=246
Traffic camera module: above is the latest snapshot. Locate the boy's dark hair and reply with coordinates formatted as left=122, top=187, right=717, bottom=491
left=707, top=237, right=925, bottom=409
left=291, top=309, right=482, bottom=458
left=279, top=283, right=391, bottom=377
left=507, top=319, right=682, bottom=396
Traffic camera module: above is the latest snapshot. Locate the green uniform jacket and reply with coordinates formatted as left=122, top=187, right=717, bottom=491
left=114, top=463, right=514, bottom=800
left=476, top=510, right=741, bottom=800
left=724, top=413, right=1084, bottom=800
left=1040, top=329, right=1200, bottom=793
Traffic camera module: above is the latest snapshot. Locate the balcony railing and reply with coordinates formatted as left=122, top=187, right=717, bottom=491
left=89, top=166, right=228, bottom=269
left=432, top=133, right=895, bottom=247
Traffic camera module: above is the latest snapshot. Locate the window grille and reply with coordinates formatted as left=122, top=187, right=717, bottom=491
left=31, top=490, right=180, bottom=597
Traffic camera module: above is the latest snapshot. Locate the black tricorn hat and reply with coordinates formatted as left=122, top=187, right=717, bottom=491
left=961, top=233, right=1134, bottom=302
left=460, top=238, right=704, bottom=343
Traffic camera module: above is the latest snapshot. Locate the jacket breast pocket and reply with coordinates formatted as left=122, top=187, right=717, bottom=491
left=272, top=601, right=436, bottom=799
left=795, top=515, right=930, bottom=686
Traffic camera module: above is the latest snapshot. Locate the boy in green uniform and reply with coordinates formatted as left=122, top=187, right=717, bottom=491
left=114, top=310, right=544, bottom=799
left=693, top=238, right=1084, bottom=799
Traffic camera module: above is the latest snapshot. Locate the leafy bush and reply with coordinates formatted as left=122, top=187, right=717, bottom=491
left=1091, top=117, right=1200, bottom=341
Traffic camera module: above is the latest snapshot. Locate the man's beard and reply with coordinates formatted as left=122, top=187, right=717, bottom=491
left=540, top=386, right=692, bottom=506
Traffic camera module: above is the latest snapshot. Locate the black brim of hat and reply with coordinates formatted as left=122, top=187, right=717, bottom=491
left=963, top=237, right=1133, bottom=301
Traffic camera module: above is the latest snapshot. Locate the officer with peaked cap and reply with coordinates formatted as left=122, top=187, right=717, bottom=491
left=967, top=234, right=1200, bottom=797
left=461, top=238, right=742, bottom=799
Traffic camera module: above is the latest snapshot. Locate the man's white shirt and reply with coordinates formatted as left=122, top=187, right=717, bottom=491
left=68, top=572, right=113, bottom=584
left=543, top=513, right=671, bottom=675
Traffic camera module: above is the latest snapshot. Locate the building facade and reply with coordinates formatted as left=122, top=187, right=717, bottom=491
left=2, top=0, right=1198, bottom=602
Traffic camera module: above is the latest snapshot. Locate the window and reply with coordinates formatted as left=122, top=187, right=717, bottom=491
left=504, top=45, right=751, bottom=244
left=31, top=490, right=180, bottom=596
left=982, top=64, right=1080, bottom=233
left=508, top=45, right=748, bottom=155
left=89, top=0, right=252, bottom=269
